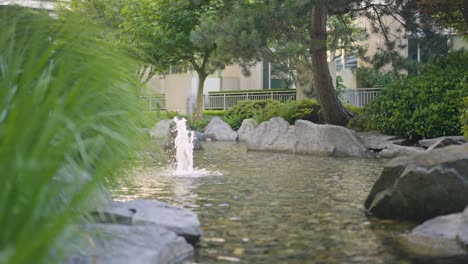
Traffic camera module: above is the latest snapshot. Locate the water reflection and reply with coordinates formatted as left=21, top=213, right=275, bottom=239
left=121, top=142, right=418, bottom=264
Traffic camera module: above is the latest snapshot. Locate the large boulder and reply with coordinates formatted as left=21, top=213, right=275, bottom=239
left=398, top=208, right=468, bottom=260
left=150, top=119, right=173, bottom=139
left=365, top=144, right=468, bottom=221
left=204, top=117, right=238, bottom=141
left=93, top=199, right=201, bottom=245
left=294, top=120, right=370, bottom=157
left=247, top=117, right=369, bottom=157
left=247, top=117, right=296, bottom=152
left=66, top=224, right=193, bottom=264
left=237, top=119, right=257, bottom=142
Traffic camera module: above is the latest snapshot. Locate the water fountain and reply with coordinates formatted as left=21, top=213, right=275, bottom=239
left=173, top=117, right=195, bottom=174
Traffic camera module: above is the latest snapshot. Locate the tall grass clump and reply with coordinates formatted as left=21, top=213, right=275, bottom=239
left=0, top=7, right=143, bottom=264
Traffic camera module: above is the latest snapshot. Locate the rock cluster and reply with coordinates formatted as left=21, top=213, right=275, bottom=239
left=66, top=199, right=201, bottom=264
left=246, top=117, right=370, bottom=158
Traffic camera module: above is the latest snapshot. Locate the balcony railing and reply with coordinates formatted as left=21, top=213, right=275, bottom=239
left=204, top=90, right=296, bottom=110
left=338, top=88, right=382, bottom=107
left=142, top=88, right=383, bottom=112
left=203, top=88, right=382, bottom=110
left=140, top=95, right=166, bottom=111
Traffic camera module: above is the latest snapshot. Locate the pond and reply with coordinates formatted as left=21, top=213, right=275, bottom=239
left=120, top=141, right=418, bottom=263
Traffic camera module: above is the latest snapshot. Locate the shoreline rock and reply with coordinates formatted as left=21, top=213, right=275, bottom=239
left=365, top=144, right=468, bottom=221
left=246, top=117, right=370, bottom=158
left=398, top=207, right=468, bottom=261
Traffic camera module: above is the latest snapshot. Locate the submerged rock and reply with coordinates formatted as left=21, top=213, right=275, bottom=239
left=365, top=144, right=468, bottom=221
left=66, top=224, right=193, bottom=264
left=93, top=199, right=202, bottom=245
left=237, top=118, right=257, bottom=142
left=246, top=117, right=370, bottom=157
left=204, top=117, right=238, bottom=141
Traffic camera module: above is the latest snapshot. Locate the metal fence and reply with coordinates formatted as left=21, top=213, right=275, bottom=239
left=140, top=95, right=166, bottom=111
left=338, top=88, right=382, bottom=107
left=141, top=88, right=383, bottom=112
left=204, top=90, right=297, bottom=110
left=203, top=88, right=383, bottom=110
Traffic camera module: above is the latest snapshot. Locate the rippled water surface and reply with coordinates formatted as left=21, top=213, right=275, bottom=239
left=120, top=142, right=417, bottom=263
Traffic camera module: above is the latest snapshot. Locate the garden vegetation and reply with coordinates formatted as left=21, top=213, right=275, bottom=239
left=0, top=7, right=143, bottom=264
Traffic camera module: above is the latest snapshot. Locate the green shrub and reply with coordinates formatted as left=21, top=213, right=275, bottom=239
left=203, top=110, right=225, bottom=117
left=462, top=97, right=468, bottom=139
left=187, top=117, right=211, bottom=132
left=0, top=9, right=143, bottom=264
left=280, top=100, right=321, bottom=124
left=355, top=67, right=403, bottom=88
left=365, top=51, right=468, bottom=139
left=344, top=104, right=364, bottom=116
left=224, top=100, right=282, bottom=129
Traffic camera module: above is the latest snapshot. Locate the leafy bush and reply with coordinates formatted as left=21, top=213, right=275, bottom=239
left=187, top=117, right=211, bottom=132
left=344, top=104, right=364, bottom=116
left=203, top=110, right=225, bottom=117
left=462, top=97, right=468, bottom=139
left=280, top=100, right=321, bottom=124
left=364, top=51, right=468, bottom=139
left=224, top=100, right=282, bottom=129
left=356, top=67, right=402, bottom=88
left=0, top=8, right=143, bottom=264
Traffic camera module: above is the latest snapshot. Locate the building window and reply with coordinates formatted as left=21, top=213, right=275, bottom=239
left=345, top=54, right=357, bottom=69
left=408, top=36, right=450, bottom=63
left=336, top=57, right=343, bottom=71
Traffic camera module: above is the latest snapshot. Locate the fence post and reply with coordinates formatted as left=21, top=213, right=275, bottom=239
left=223, top=93, right=226, bottom=110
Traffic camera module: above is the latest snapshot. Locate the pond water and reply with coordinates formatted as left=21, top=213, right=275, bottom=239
left=120, top=141, right=419, bottom=264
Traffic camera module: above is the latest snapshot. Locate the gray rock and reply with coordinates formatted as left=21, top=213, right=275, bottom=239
left=379, top=144, right=425, bottom=159
left=247, top=117, right=369, bottom=157
left=294, top=120, right=370, bottom=157
left=398, top=213, right=468, bottom=259
left=237, top=118, right=257, bottom=142
left=365, top=144, right=468, bottom=221
left=191, top=131, right=203, bottom=150
left=53, top=166, right=112, bottom=212
left=150, top=119, right=173, bottom=139
left=93, top=199, right=201, bottom=245
left=247, top=117, right=296, bottom=152
left=419, top=136, right=466, bottom=149
left=356, top=132, right=425, bottom=158
left=66, top=224, right=193, bottom=264
left=458, top=207, right=468, bottom=247
left=194, top=131, right=205, bottom=142
left=425, top=137, right=466, bottom=151
left=204, top=117, right=238, bottom=141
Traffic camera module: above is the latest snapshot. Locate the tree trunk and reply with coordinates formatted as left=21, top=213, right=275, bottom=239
left=308, top=0, right=353, bottom=126
left=194, top=71, right=207, bottom=119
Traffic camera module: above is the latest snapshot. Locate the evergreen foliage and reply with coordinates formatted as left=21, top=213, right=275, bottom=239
left=280, top=100, right=321, bottom=125
left=363, top=51, right=468, bottom=139
left=0, top=7, right=143, bottom=264
left=462, top=97, right=468, bottom=139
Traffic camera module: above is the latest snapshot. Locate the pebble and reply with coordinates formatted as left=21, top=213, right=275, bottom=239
left=216, top=256, right=241, bottom=262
